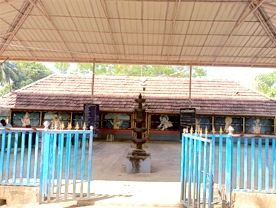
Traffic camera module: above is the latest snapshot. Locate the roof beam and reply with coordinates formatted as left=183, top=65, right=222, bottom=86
left=63, top=1, right=90, bottom=55
left=13, top=36, right=35, bottom=57
left=0, top=1, right=35, bottom=55
left=251, top=41, right=274, bottom=66
left=8, top=40, right=272, bottom=49
left=261, top=2, right=276, bottom=10
left=196, top=2, right=223, bottom=62
left=37, top=1, right=74, bottom=60
left=107, top=0, right=251, bottom=2
left=29, top=14, right=261, bottom=23
left=0, top=32, right=12, bottom=38
left=252, top=4, right=276, bottom=47
left=1, top=55, right=274, bottom=68
left=100, top=0, right=118, bottom=58
left=16, top=28, right=272, bottom=37
left=212, top=0, right=265, bottom=64
left=166, top=0, right=181, bottom=62
left=141, top=1, right=144, bottom=59
left=28, top=0, right=50, bottom=21
left=236, top=0, right=266, bottom=27
left=116, top=0, right=126, bottom=56
left=0, top=0, right=22, bottom=5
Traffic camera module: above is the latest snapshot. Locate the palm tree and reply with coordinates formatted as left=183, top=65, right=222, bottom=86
left=0, top=61, right=19, bottom=92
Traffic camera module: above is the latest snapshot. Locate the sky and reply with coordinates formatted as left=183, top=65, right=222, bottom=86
left=205, top=66, right=275, bottom=79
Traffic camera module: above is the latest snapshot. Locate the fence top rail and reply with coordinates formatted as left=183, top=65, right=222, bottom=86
left=232, top=134, right=276, bottom=139
left=183, top=133, right=276, bottom=139
left=183, top=133, right=213, bottom=143
left=0, top=127, right=93, bottom=134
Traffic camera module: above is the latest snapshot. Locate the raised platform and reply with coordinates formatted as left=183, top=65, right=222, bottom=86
left=0, top=185, right=39, bottom=206
left=126, top=152, right=151, bottom=173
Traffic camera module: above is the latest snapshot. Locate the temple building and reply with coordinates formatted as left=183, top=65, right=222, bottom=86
left=0, top=74, right=275, bottom=140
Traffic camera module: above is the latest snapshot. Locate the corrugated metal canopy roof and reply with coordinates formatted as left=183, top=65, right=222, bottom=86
left=0, top=0, right=276, bottom=67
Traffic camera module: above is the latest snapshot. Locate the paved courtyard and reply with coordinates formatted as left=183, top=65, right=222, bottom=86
left=91, top=139, right=181, bottom=182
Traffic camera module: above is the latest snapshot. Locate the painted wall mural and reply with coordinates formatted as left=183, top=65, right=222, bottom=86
left=245, top=118, right=273, bottom=134
left=12, top=111, right=40, bottom=126
left=196, top=116, right=212, bottom=132
left=214, top=117, right=243, bottom=133
left=104, top=113, right=130, bottom=129
left=157, top=115, right=173, bottom=130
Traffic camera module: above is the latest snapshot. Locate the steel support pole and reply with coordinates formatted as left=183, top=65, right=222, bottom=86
left=91, top=63, right=95, bottom=104
left=189, top=65, right=192, bottom=107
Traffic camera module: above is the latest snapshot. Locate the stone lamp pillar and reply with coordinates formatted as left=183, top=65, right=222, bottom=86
left=126, top=93, right=151, bottom=173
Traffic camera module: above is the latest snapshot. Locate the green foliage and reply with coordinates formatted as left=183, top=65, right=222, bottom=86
left=72, top=63, right=94, bottom=74
left=0, top=84, right=12, bottom=97
left=54, top=62, right=70, bottom=74
left=0, top=62, right=53, bottom=97
left=0, top=62, right=19, bottom=92
left=13, top=62, right=53, bottom=89
left=255, top=71, right=276, bottom=98
left=0, top=61, right=207, bottom=97
left=72, top=64, right=207, bottom=77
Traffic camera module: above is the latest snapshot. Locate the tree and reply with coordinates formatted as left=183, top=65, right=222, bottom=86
left=54, top=62, right=70, bottom=74
left=0, top=62, right=53, bottom=97
left=13, top=62, right=53, bottom=89
left=255, top=71, right=276, bottom=98
left=72, top=64, right=207, bottom=77
left=72, top=63, right=94, bottom=75
left=0, top=62, right=19, bottom=92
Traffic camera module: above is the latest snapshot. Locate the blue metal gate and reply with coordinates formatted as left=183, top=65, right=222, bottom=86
left=181, top=132, right=276, bottom=208
left=39, top=130, right=93, bottom=202
left=0, top=128, right=93, bottom=203
left=180, top=133, right=214, bottom=208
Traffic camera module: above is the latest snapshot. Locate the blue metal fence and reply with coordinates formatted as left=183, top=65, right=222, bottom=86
left=0, top=129, right=41, bottom=186
left=0, top=128, right=93, bottom=203
left=181, top=133, right=276, bottom=207
left=180, top=133, right=214, bottom=208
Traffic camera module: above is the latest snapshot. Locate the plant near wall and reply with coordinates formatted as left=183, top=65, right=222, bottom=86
left=255, top=71, right=276, bottom=98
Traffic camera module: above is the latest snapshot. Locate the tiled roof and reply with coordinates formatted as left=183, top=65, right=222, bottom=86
left=1, top=74, right=275, bottom=116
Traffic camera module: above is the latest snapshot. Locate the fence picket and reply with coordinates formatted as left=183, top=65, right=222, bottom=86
left=258, top=139, right=262, bottom=190
left=181, top=133, right=276, bottom=208
left=0, top=128, right=93, bottom=203
left=251, top=138, right=255, bottom=190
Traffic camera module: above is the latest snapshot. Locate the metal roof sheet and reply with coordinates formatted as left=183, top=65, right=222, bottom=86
left=0, top=0, right=275, bottom=67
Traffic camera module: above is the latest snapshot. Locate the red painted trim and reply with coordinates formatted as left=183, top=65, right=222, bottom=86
left=149, top=130, right=180, bottom=135
left=98, top=128, right=132, bottom=133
